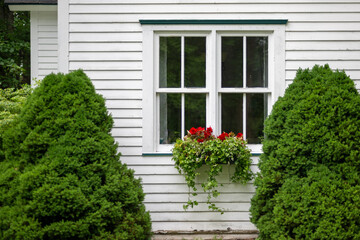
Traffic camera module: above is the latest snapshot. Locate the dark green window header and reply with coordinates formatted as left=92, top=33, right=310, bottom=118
left=140, top=19, right=288, bottom=25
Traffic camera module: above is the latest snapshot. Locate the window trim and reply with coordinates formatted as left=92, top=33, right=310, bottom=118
left=141, top=21, right=286, bottom=154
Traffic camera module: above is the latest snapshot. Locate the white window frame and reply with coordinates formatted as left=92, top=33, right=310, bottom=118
left=142, top=23, right=286, bottom=154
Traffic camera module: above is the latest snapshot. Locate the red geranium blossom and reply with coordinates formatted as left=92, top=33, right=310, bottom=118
left=217, top=132, right=229, bottom=141
left=236, top=133, right=243, bottom=139
left=196, top=127, right=205, bottom=132
left=189, top=127, right=197, bottom=135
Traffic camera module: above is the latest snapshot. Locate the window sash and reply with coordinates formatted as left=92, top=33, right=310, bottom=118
left=156, top=34, right=209, bottom=151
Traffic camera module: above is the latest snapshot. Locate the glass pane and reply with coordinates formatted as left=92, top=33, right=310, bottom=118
left=221, top=37, right=243, bottom=88
left=246, top=93, right=267, bottom=144
left=221, top=94, right=243, bottom=134
left=159, top=37, right=181, bottom=88
left=247, top=37, right=268, bottom=87
left=185, top=37, right=206, bottom=88
left=159, top=93, right=181, bottom=144
left=185, top=94, right=206, bottom=132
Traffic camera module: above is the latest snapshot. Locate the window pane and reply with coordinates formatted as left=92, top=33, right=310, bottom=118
left=247, top=37, right=268, bottom=87
left=221, top=93, right=243, bottom=134
left=246, top=93, right=267, bottom=144
left=185, top=94, right=206, bottom=131
left=221, top=37, right=243, bottom=88
left=185, top=37, right=206, bottom=88
left=159, top=37, right=181, bottom=88
left=159, top=93, right=181, bottom=144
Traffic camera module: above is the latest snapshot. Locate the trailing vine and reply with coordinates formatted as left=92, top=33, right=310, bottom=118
left=172, top=127, right=253, bottom=213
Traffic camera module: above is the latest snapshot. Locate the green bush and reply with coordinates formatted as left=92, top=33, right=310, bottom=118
left=0, top=70, right=151, bottom=239
left=0, top=85, right=31, bottom=160
left=250, top=65, right=360, bottom=239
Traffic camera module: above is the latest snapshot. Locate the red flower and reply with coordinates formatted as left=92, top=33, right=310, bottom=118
left=196, top=127, right=205, bottom=132
left=197, top=138, right=204, bottom=143
left=189, top=127, right=197, bottom=135
left=217, top=132, right=229, bottom=141
left=236, top=133, right=243, bottom=139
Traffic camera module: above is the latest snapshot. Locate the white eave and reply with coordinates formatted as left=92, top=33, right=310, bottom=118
left=5, top=0, right=57, bottom=11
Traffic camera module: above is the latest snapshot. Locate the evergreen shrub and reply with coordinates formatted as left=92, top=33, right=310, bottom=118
left=0, top=70, right=151, bottom=239
left=250, top=65, right=360, bottom=239
left=0, top=85, right=31, bottom=160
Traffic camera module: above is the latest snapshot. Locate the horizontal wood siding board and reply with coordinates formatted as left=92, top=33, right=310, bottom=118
left=130, top=165, right=258, bottom=175
left=111, top=127, right=142, bottom=137
left=69, top=13, right=360, bottom=23
left=144, top=193, right=253, bottom=203
left=142, top=152, right=262, bottom=157
left=152, top=221, right=256, bottom=231
left=134, top=174, right=255, bottom=184
left=121, top=155, right=260, bottom=165
left=145, top=202, right=251, bottom=212
left=69, top=4, right=360, bottom=13
left=95, top=90, right=142, bottom=100
left=154, top=222, right=257, bottom=232
left=142, top=183, right=255, bottom=194
left=139, top=19, right=288, bottom=25
left=286, top=41, right=360, bottom=51
left=150, top=212, right=250, bottom=222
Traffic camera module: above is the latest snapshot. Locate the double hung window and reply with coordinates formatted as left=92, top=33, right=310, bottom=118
left=142, top=22, right=286, bottom=153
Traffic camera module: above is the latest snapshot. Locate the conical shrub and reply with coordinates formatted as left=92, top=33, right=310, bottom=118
left=0, top=70, right=151, bottom=239
left=250, top=65, right=360, bottom=239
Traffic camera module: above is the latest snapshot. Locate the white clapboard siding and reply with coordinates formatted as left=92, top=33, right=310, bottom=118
left=69, top=32, right=143, bottom=42
left=69, top=12, right=360, bottom=23
left=65, top=0, right=360, bottom=233
left=106, top=99, right=142, bottom=109
left=31, top=11, right=58, bottom=80
left=152, top=222, right=257, bottom=232
left=131, top=165, right=259, bottom=176
left=70, top=61, right=142, bottom=71
left=111, top=127, right=142, bottom=137
left=145, top=202, right=251, bottom=212
left=113, top=118, right=143, bottom=128
left=69, top=52, right=142, bottom=61
left=69, top=3, right=360, bottom=14
left=142, top=183, right=256, bottom=194
left=95, top=89, right=142, bottom=100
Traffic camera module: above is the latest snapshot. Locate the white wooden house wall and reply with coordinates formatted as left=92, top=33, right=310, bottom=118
left=30, top=11, right=58, bottom=81
left=23, top=0, right=360, bottom=234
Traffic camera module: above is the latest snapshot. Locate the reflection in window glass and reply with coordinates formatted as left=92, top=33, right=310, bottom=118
left=185, top=94, right=206, bottom=131
left=185, top=37, right=206, bottom=88
left=159, top=37, right=181, bottom=88
left=246, top=93, right=267, bottom=144
left=159, top=93, right=181, bottom=144
left=221, top=94, right=243, bottom=134
left=247, top=37, right=268, bottom=87
left=222, top=37, right=243, bottom=88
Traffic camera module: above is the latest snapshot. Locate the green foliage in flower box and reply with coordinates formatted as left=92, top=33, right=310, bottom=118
left=0, top=70, right=151, bottom=239
left=250, top=65, right=360, bottom=239
left=172, top=127, right=253, bottom=213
